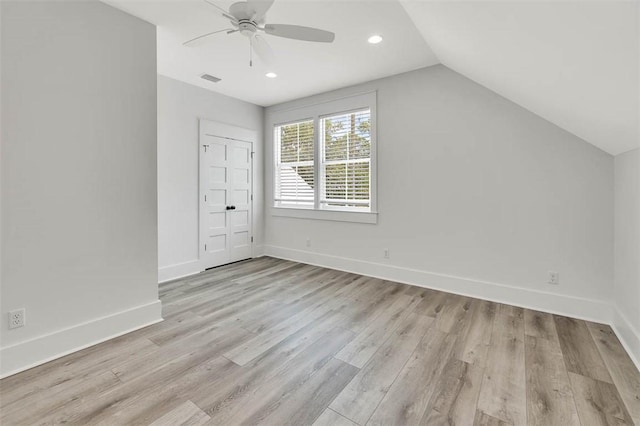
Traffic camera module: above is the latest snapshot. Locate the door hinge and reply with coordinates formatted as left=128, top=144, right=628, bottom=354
left=251, top=236, right=254, bottom=243
left=204, top=194, right=207, bottom=202
left=251, top=151, right=255, bottom=158
left=203, top=145, right=208, bottom=152
left=250, top=194, right=253, bottom=201
left=204, top=244, right=207, bottom=251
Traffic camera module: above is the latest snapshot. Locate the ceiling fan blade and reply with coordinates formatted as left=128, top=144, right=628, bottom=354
left=247, top=0, right=275, bottom=21
left=183, top=28, right=233, bottom=46
left=263, top=24, right=335, bottom=43
left=203, top=0, right=237, bottom=22
left=251, top=34, right=275, bottom=65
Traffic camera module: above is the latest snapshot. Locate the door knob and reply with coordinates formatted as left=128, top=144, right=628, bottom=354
left=226, top=206, right=236, bottom=210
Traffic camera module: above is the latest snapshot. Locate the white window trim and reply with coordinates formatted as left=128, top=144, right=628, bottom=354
left=270, top=91, right=378, bottom=224
left=272, top=206, right=377, bottom=224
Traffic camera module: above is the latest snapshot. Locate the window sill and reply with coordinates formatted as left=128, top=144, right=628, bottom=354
left=271, top=207, right=378, bottom=224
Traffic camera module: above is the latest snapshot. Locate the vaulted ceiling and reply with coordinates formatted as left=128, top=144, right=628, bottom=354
left=104, top=0, right=639, bottom=155
left=400, top=0, right=639, bottom=155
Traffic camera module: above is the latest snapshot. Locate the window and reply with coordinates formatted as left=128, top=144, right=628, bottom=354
left=271, top=92, right=377, bottom=223
left=274, top=120, right=315, bottom=207
left=321, top=110, right=371, bottom=210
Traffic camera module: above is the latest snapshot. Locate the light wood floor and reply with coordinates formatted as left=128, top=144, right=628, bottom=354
left=1, top=257, right=639, bottom=425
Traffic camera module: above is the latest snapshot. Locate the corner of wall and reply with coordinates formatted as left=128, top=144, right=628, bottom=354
left=158, top=259, right=201, bottom=283
left=612, top=305, right=640, bottom=372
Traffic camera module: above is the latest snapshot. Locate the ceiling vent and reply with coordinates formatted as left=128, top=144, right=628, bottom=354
left=201, top=73, right=221, bottom=83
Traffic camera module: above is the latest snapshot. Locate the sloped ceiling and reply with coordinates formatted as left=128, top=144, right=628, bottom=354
left=400, top=0, right=639, bottom=155
left=104, top=0, right=638, bottom=155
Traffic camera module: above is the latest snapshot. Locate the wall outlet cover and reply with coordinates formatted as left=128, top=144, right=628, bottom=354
left=9, top=309, right=25, bottom=329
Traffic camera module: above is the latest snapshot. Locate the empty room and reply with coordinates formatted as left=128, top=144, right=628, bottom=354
left=1, top=0, right=639, bottom=424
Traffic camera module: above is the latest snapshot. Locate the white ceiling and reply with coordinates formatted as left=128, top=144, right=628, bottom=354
left=400, top=0, right=639, bottom=155
left=103, top=0, right=438, bottom=106
left=104, top=0, right=638, bottom=155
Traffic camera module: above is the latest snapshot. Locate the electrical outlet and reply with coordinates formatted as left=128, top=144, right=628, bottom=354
left=548, top=271, right=559, bottom=285
left=306, top=239, right=311, bottom=248
left=8, top=309, right=25, bottom=329
left=384, top=248, right=390, bottom=259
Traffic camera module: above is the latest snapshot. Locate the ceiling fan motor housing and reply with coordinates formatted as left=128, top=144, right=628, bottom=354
left=237, top=20, right=258, bottom=37
left=229, top=2, right=262, bottom=37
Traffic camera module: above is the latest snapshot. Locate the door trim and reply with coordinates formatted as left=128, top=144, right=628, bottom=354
left=199, top=119, right=257, bottom=271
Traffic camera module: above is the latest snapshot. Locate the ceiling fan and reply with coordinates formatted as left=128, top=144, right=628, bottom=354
left=184, top=0, right=336, bottom=67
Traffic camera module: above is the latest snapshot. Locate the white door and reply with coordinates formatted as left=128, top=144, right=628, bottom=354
left=200, top=131, right=253, bottom=269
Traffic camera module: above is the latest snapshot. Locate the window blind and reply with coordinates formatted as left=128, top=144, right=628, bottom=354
left=275, top=120, right=315, bottom=207
left=321, top=110, right=371, bottom=210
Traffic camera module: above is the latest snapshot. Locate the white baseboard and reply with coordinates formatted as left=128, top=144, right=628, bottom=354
left=265, top=246, right=640, bottom=369
left=612, top=307, right=640, bottom=372
left=0, top=300, right=163, bottom=378
left=158, top=259, right=201, bottom=283
left=253, top=244, right=265, bottom=258
left=264, top=245, right=613, bottom=325
left=159, top=250, right=266, bottom=284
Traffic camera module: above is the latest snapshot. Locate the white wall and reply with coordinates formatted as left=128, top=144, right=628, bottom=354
left=265, top=65, right=615, bottom=322
left=1, top=0, right=161, bottom=377
left=158, top=75, right=264, bottom=282
left=613, top=148, right=640, bottom=365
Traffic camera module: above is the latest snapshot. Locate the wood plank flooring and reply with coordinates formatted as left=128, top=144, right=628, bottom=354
left=1, top=257, right=639, bottom=425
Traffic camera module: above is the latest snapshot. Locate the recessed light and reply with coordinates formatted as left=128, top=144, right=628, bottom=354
left=368, top=35, right=383, bottom=44
left=265, top=72, right=277, bottom=78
